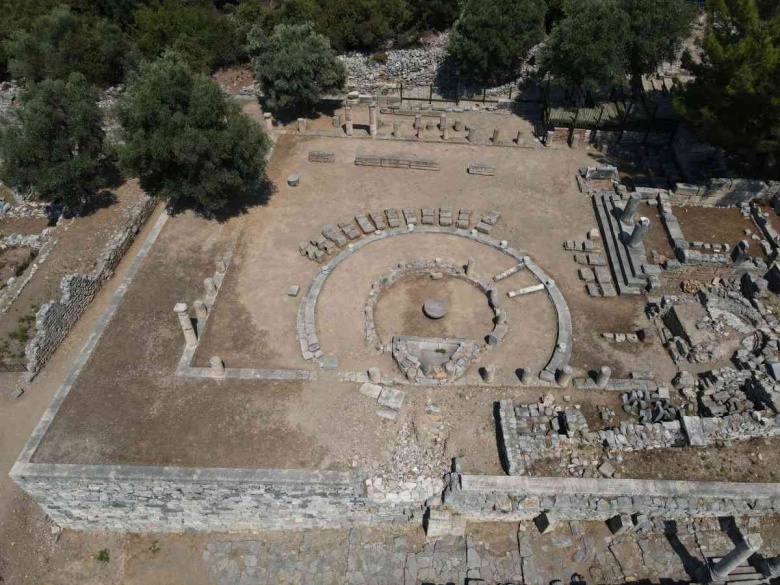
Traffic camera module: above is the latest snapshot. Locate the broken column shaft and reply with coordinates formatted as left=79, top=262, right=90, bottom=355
left=709, top=534, right=762, bottom=582
left=596, top=366, right=611, bottom=389
left=621, top=193, right=642, bottom=224
left=174, top=303, right=198, bottom=348
left=628, top=217, right=650, bottom=248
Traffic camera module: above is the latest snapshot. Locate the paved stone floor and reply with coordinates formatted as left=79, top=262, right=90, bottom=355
left=200, top=519, right=774, bottom=585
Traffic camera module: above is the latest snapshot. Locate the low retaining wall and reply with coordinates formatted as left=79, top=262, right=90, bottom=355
left=10, top=463, right=416, bottom=532
left=24, top=196, right=157, bottom=377
left=671, top=178, right=780, bottom=207
left=444, top=474, right=780, bottom=522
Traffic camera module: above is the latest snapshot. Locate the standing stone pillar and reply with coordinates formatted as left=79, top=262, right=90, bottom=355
left=516, top=131, right=524, bottom=146
left=368, top=367, right=381, bottom=384
left=709, top=534, right=762, bottom=582
left=174, top=303, right=197, bottom=348
left=732, top=240, right=749, bottom=265
left=193, top=300, right=208, bottom=329
left=546, top=130, right=555, bottom=146
left=369, top=104, right=377, bottom=137
left=297, top=118, right=306, bottom=133
left=215, top=257, right=227, bottom=275
left=468, top=127, right=478, bottom=142
left=414, top=114, right=422, bottom=130
left=761, top=556, right=780, bottom=578
left=392, top=122, right=400, bottom=137
left=492, top=129, right=501, bottom=145
left=482, top=365, right=496, bottom=382
left=442, top=123, right=449, bottom=140
left=620, top=193, right=642, bottom=224
left=628, top=217, right=650, bottom=249
left=556, top=365, right=574, bottom=388
left=204, top=277, right=217, bottom=298
left=520, top=368, right=534, bottom=385
left=332, top=114, right=340, bottom=128
left=466, top=258, right=476, bottom=276
left=570, top=132, right=580, bottom=148
left=454, top=120, right=463, bottom=132
left=416, top=123, right=423, bottom=139
left=596, top=366, right=611, bottom=389
left=263, top=112, right=273, bottom=133
left=439, top=114, right=447, bottom=131
left=210, top=356, right=226, bottom=378
left=345, top=106, right=353, bottom=136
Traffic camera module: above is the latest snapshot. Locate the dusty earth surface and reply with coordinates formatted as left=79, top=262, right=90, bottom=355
left=22, top=132, right=744, bottom=477
left=675, top=205, right=755, bottom=253
left=374, top=273, right=495, bottom=342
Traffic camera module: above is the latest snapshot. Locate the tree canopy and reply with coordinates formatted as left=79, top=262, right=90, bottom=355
left=249, top=22, right=346, bottom=111
left=541, top=0, right=694, bottom=89
left=0, top=73, right=107, bottom=208
left=448, top=0, right=547, bottom=84
left=675, top=0, right=780, bottom=177
left=622, top=0, right=696, bottom=84
left=116, top=53, right=270, bottom=210
left=540, top=0, right=629, bottom=89
left=4, top=6, right=133, bottom=86
left=133, top=0, right=242, bottom=72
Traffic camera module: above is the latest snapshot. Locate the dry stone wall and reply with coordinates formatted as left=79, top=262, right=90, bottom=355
left=443, top=474, right=780, bottom=523
left=24, top=196, right=157, bottom=377
left=11, top=464, right=419, bottom=532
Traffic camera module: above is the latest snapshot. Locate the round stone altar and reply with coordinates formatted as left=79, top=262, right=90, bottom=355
left=423, top=297, right=448, bottom=320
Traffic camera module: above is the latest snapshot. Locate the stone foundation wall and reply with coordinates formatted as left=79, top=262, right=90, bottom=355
left=671, top=179, right=780, bottom=207
left=10, top=463, right=417, bottom=532
left=24, top=196, right=157, bottom=377
left=444, top=474, right=780, bottom=522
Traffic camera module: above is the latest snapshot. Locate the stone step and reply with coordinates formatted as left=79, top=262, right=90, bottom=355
left=592, top=193, right=649, bottom=295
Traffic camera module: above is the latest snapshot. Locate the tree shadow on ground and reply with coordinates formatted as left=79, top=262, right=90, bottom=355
left=78, top=190, right=119, bottom=217
left=262, top=98, right=342, bottom=126
left=168, top=175, right=278, bottom=224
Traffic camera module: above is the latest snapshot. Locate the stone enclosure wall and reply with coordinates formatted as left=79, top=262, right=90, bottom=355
left=15, top=459, right=780, bottom=531
left=24, top=196, right=157, bottom=377
left=10, top=463, right=419, bottom=532
left=443, top=474, right=780, bottom=523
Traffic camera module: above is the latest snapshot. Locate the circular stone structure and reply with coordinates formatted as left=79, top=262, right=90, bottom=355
left=287, top=174, right=300, bottom=187
left=296, top=224, right=573, bottom=381
left=423, top=297, right=447, bottom=319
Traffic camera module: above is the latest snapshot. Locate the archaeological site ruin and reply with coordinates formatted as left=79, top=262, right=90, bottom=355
left=8, top=91, right=780, bottom=583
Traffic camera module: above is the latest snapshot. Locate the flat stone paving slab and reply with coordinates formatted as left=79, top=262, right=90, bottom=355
left=377, top=387, right=405, bottom=410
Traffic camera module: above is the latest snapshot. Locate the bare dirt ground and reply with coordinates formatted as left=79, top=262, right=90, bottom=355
left=212, top=65, right=254, bottom=94
left=375, top=273, right=495, bottom=342
left=675, top=205, right=754, bottom=252
left=26, top=131, right=688, bottom=473
left=643, top=203, right=677, bottom=263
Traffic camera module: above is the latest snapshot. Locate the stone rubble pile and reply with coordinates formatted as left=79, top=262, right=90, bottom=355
left=376, top=422, right=448, bottom=485
left=337, top=31, right=529, bottom=98
left=0, top=198, right=50, bottom=217
left=0, top=228, right=54, bottom=252
left=697, top=368, right=755, bottom=416
left=620, top=388, right=678, bottom=423
left=339, top=33, right=450, bottom=93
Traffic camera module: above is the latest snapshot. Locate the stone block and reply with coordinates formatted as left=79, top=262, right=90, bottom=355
left=377, top=387, right=405, bottom=410
left=359, top=383, right=383, bottom=399
left=682, top=416, right=707, bottom=447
